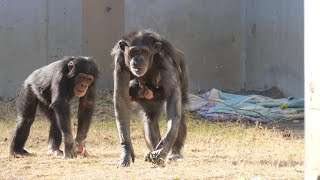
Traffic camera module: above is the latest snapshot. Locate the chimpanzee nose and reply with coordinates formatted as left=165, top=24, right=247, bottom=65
left=135, top=56, right=143, bottom=62
left=133, top=60, right=142, bottom=68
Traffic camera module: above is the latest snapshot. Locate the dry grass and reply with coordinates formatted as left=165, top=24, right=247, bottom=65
left=0, top=91, right=304, bottom=179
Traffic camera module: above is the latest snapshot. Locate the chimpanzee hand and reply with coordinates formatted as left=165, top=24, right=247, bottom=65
left=144, top=140, right=166, bottom=165
left=64, top=141, right=77, bottom=158
left=118, top=145, right=135, bottom=167
left=144, top=149, right=166, bottom=166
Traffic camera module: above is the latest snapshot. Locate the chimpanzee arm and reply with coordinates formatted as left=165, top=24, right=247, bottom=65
left=149, top=70, right=182, bottom=163
left=114, top=62, right=135, bottom=167
left=75, top=85, right=96, bottom=147
left=50, top=77, right=77, bottom=158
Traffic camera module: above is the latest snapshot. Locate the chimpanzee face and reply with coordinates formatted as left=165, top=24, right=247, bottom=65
left=120, top=40, right=162, bottom=77
left=128, top=46, right=151, bottom=77
left=67, top=60, right=96, bottom=97
left=74, top=73, right=94, bottom=97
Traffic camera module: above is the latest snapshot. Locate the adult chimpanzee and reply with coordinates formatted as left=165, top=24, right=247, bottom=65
left=111, top=29, right=189, bottom=166
left=9, top=56, right=98, bottom=158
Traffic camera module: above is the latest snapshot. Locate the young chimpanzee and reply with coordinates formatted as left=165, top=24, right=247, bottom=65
left=9, top=56, right=98, bottom=158
left=129, top=78, right=163, bottom=101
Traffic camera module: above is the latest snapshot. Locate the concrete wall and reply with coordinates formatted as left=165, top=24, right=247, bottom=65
left=0, top=0, right=47, bottom=98
left=245, top=0, right=304, bottom=97
left=124, top=0, right=304, bottom=97
left=47, top=0, right=83, bottom=63
left=125, top=0, right=246, bottom=93
left=0, top=0, right=124, bottom=98
left=0, top=0, right=304, bottom=98
left=0, top=0, right=83, bottom=98
left=83, top=0, right=124, bottom=89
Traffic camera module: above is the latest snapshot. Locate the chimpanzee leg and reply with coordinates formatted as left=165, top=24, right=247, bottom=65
left=10, top=86, right=38, bottom=156
left=39, top=102, right=63, bottom=156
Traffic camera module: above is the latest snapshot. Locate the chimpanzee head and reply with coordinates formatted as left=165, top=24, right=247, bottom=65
left=67, top=57, right=98, bottom=97
left=119, top=32, right=162, bottom=77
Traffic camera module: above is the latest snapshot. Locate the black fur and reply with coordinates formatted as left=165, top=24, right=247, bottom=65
left=112, top=29, right=189, bottom=166
left=10, top=56, right=98, bottom=158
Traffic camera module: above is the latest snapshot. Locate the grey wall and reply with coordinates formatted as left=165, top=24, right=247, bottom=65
left=0, top=0, right=304, bottom=98
left=245, top=0, right=304, bottom=97
left=47, top=0, right=83, bottom=63
left=125, top=0, right=304, bottom=97
left=0, top=0, right=124, bottom=98
left=83, top=0, right=124, bottom=89
left=125, top=0, right=246, bottom=93
left=0, top=0, right=47, bottom=98
left=0, top=0, right=83, bottom=98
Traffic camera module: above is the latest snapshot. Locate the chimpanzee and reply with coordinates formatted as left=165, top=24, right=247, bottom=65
left=111, top=29, right=189, bottom=166
left=129, top=78, right=162, bottom=100
left=9, top=56, right=98, bottom=158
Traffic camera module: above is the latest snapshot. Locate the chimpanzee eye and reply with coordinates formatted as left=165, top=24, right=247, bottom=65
left=140, top=49, right=148, bottom=54
left=87, top=76, right=94, bottom=84
left=129, top=49, right=138, bottom=56
left=78, top=76, right=84, bottom=81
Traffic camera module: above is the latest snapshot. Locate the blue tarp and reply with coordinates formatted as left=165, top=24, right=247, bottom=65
left=187, top=89, right=304, bottom=123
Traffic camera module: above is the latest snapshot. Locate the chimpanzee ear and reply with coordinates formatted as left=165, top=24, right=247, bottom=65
left=67, top=61, right=74, bottom=71
left=153, top=42, right=162, bottom=54
left=119, top=40, right=129, bottom=51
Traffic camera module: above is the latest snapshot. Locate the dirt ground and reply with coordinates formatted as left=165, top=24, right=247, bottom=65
left=0, top=91, right=304, bottom=179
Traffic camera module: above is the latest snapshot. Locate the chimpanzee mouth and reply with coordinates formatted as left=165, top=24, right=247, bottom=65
left=75, top=88, right=86, bottom=97
left=132, top=69, right=147, bottom=77
left=76, top=88, right=85, bottom=93
left=132, top=67, right=145, bottom=71
left=133, top=64, right=147, bottom=71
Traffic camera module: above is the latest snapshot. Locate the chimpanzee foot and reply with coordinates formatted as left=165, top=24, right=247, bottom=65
left=47, top=149, right=63, bottom=156
left=10, top=149, right=31, bottom=157
left=167, top=153, right=183, bottom=162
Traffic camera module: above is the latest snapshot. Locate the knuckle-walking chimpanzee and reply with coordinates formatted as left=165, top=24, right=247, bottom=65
left=9, top=56, right=98, bottom=158
left=111, top=29, right=189, bottom=167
